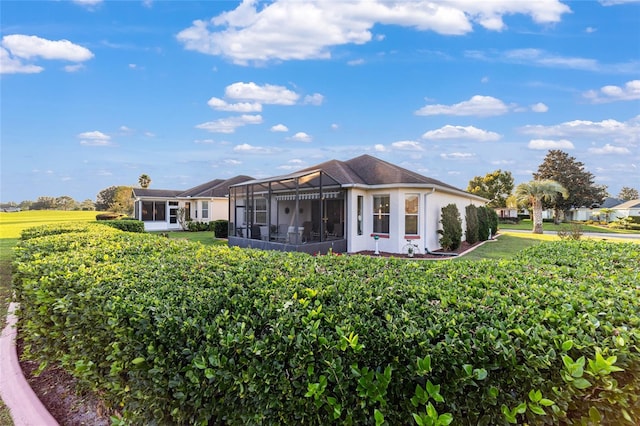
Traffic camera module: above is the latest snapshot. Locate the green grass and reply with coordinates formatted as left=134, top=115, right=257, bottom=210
left=0, top=210, right=98, bottom=239
left=457, top=232, right=554, bottom=261
left=499, top=219, right=639, bottom=234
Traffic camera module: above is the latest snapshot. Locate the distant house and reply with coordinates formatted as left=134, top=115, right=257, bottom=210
left=611, top=199, right=640, bottom=221
left=132, top=175, right=253, bottom=231
left=228, top=155, right=487, bottom=255
left=566, top=197, right=624, bottom=222
left=495, top=208, right=518, bottom=220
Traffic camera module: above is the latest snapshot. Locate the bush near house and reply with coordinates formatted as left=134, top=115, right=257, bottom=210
left=438, top=204, right=462, bottom=250
left=465, top=205, right=479, bottom=245
left=12, top=224, right=640, bottom=425
left=100, top=219, right=145, bottom=233
left=213, top=219, right=228, bottom=238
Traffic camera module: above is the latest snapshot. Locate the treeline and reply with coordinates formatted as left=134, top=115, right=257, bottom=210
left=2, top=184, right=135, bottom=213
left=1, top=196, right=96, bottom=211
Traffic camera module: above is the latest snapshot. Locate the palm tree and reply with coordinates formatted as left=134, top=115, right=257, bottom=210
left=138, top=174, right=151, bottom=189
left=515, top=180, right=568, bottom=234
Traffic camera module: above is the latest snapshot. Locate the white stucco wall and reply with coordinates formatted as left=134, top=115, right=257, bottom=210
left=346, top=187, right=486, bottom=254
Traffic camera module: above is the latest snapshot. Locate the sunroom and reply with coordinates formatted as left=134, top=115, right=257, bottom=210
left=228, top=169, right=347, bottom=254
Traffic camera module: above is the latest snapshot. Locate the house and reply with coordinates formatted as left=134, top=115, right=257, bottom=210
left=495, top=208, right=518, bottom=220
left=566, top=197, right=623, bottom=222
left=611, top=199, right=640, bottom=221
left=228, top=155, right=487, bottom=255
left=132, top=175, right=253, bottom=231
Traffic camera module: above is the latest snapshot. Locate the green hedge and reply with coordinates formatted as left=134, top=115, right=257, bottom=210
left=100, top=219, right=145, bottom=233
left=13, top=226, right=640, bottom=425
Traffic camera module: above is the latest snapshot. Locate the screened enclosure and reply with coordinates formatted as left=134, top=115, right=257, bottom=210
left=228, top=169, right=347, bottom=254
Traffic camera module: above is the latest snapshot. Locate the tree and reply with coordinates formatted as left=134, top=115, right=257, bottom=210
left=32, top=196, right=57, bottom=210
left=55, top=196, right=76, bottom=211
left=79, top=199, right=96, bottom=211
left=515, top=180, right=568, bottom=234
left=467, top=169, right=514, bottom=208
left=618, top=186, right=639, bottom=201
left=96, top=185, right=133, bottom=214
left=138, top=174, right=152, bottom=189
left=533, top=150, right=606, bottom=223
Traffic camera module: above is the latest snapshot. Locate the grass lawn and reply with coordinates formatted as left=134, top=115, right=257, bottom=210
left=499, top=219, right=639, bottom=234
left=0, top=210, right=98, bottom=239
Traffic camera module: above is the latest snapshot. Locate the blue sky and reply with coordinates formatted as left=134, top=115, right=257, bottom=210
left=1, top=0, right=639, bottom=203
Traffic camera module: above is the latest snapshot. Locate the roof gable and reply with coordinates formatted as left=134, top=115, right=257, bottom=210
left=179, top=175, right=254, bottom=198
left=613, top=199, right=640, bottom=209
left=133, top=175, right=254, bottom=199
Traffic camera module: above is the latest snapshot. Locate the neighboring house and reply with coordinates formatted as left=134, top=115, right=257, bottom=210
left=228, top=154, right=487, bottom=255
left=566, top=197, right=623, bottom=222
left=611, top=199, right=640, bottom=221
left=132, top=175, right=253, bottom=231
left=495, top=208, right=518, bottom=220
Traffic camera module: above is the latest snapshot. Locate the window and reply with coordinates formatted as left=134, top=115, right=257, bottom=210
left=405, top=194, right=419, bottom=235
left=357, top=195, right=363, bottom=235
left=373, top=195, right=390, bottom=234
left=141, top=201, right=166, bottom=222
left=255, top=197, right=267, bottom=224
left=202, top=201, right=209, bottom=219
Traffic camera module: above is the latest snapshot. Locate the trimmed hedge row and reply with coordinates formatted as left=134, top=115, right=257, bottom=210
left=13, top=225, right=640, bottom=425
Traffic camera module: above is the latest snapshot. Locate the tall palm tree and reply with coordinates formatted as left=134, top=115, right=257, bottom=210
left=515, top=180, right=568, bottom=234
left=138, top=174, right=151, bottom=189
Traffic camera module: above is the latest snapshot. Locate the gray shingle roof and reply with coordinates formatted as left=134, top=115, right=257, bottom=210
left=132, top=175, right=253, bottom=199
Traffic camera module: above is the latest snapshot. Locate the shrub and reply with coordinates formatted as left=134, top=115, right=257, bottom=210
left=213, top=220, right=228, bottom=238
left=100, top=219, right=145, bottom=233
left=96, top=212, right=125, bottom=221
left=438, top=203, right=462, bottom=250
left=557, top=223, right=583, bottom=240
left=477, top=206, right=489, bottom=241
left=13, top=227, right=640, bottom=425
left=186, top=221, right=212, bottom=232
left=465, top=205, right=479, bottom=244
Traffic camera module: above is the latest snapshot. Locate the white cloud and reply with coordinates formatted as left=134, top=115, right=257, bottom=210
left=465, top=48, right=639, bottom=73
left=207, top=96, right=262, bottom=112
left=391, top=140, right=423, bottom=151
left=271, top=124, right=289, bottom=132
left=530, top=102, right=549, bottom=112
left=233, top=143, right=273, bottom=154
left=415, top=95, right=509, bottom=117
left=588, top=144, right=631, bottom=155
left=64, top=63, right=85, bottom=72
left=520, top=115, right=640, bottom=145
left=348, top=59, right=365, bottom=66
left=440, top=152, right=475, bottom=160
left=223, top=159, right=242, bottom=165
left=374, top=144, right=387, bottom=152
left=176, top=0, right=569, bottom=65
left=303, top=93, right=324, bottom=105
left=1, top=34, right=94, bottom=74
left=194, top=139, right=215, bottom=144
left=0, top=47, right=42, bottom=74
left=331, top=123, right=339, bottom=130
left=585, top=26, right=597, bottom=33
left=289, top=132, right=312, bottom=142
left=527, top=139, right=575, bottom=150
left=225, top=82, right=299, bottom=105
left=277, top=159, right=306, bottom=170
left=422, top=125, right=501, bottom=141
left=599, top=0, right=640, bottom=5
left=2, top=34, right=94, bottom=61
left=196, top=114, right=263, bottom=133
left=583, top=80, right=640, bottom=103
left=73, top=0, right=103, bottom=6
left=78, top=130, right=111, bottom=146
